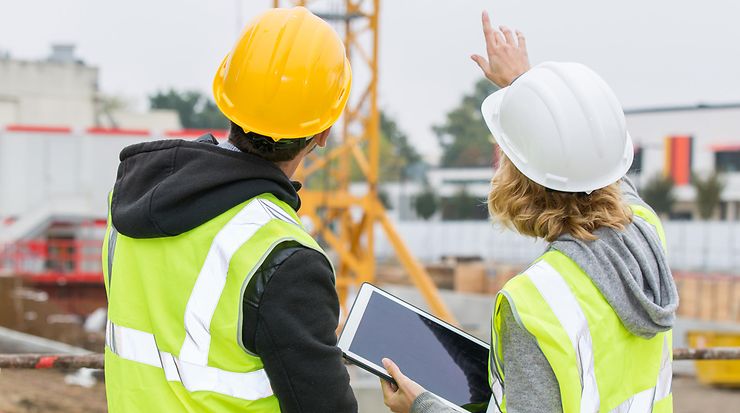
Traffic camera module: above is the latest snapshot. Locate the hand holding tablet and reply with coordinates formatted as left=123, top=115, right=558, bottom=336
left=338, top=284, right=492, bottom=412
left=379, top=358, right=427, bottom=412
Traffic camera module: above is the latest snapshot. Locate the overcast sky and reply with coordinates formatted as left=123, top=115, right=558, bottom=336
left=1, top=0, right=739, bottom=160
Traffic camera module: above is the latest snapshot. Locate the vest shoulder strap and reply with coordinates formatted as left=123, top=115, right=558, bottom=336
left=630, top=204, right=667, bottom=250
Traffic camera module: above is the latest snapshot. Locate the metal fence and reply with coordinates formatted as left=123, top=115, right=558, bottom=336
left=0, top=239, right=103, bottom=283
left=375, top=220, right=740, bottom=273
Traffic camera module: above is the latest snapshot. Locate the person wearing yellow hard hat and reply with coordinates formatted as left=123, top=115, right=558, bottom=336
left=379, top=10, right=676, bottom=413
left=102, top=7, right=357, bottom=412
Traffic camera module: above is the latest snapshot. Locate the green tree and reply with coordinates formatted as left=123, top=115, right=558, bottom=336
left=441, top=188, right=488, bottom=220
left=149, top=89, right=228, bottom=129
left=692, top=172, right=724, bottom=220
left=350, top=111, right=424, bottom=182
left=378, top=189, right=392, bottom=210
left=640, top=174, right=676, bottom=216
left=433, top=78, right=499, bottom=167
left=413, top=186, right=439, bottom=220
left=94, top=94, right=129, bottom=127
left=381, top=112, right=422, bottom=166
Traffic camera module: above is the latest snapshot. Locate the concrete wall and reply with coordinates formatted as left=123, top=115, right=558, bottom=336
left=0, top=58, right=98, bottom=127
left=0, top=131, right=157, bottom=219
left=0, top=55, right=180, bottom=131
left=108, top=109, right=180, bottom=130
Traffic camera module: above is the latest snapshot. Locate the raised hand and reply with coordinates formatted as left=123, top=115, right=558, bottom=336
left=471, top=11, right=531, bottom=87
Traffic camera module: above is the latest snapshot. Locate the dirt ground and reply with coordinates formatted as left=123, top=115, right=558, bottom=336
left=0, top=370, right=737, bottom=412
left=0, top=370, right=106, bottom=413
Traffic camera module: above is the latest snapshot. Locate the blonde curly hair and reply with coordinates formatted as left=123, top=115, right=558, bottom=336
left=488, top=154, right=633, bottom=242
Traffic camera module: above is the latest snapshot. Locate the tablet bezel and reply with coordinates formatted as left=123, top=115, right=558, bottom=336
left=338, top=283, right=490, bottom=410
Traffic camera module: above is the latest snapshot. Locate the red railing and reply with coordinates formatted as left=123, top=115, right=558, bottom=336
left=0, top=239, right=104, bottom=284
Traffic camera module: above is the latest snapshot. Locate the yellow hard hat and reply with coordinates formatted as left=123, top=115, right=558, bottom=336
left=213, top=7, right=352, bottom=140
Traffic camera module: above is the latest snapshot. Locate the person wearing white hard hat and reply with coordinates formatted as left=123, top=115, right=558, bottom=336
left=380, top=10, right=678, bottom=413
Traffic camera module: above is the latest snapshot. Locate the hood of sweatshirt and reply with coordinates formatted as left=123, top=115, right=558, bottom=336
left=111, top=134, right=301, bottom=239
left=550, top=210, right=679, bottom=338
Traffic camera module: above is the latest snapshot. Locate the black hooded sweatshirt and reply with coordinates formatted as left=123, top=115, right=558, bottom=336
left=110, top=135, right=358, bottom=413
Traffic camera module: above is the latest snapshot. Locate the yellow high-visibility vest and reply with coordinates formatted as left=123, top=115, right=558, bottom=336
left=102, top=194, right=331, bottom=412
left=488, top=205, right=673, bottom=413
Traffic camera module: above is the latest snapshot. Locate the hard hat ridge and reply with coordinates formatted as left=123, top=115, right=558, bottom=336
left=481, top=61, right=633, bottom=193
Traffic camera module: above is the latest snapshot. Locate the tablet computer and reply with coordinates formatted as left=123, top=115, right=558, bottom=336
left=338, top=283, right=492, bottom=412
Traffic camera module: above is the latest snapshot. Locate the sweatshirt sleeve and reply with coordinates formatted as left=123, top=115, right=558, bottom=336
left=499, top=299, right=563, bottom=413
left=253, top=248, right=358, bottom=413
left=410, top=392, right=458, bottom=413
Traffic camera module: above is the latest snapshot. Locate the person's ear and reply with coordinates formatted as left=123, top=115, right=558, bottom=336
left=314, top=127, right=332, bottom=148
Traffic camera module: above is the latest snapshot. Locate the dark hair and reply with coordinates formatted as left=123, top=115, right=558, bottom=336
left=228, top=121, right=313, bottom=162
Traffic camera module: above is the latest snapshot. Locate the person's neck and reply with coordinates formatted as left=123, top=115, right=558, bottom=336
left=276, top=157, right=301, bottom=179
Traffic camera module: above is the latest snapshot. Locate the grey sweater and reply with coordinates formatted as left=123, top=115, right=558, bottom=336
left=411, top=177, right=678, bottom=413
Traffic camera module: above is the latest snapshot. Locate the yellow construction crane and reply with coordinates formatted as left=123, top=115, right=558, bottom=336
left=272, top=0, right=455, bottom=323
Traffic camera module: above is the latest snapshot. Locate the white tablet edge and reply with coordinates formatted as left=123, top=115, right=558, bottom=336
left=337, top=282, right=374, bottom=353
left=337, top=283, right=488, bottom=413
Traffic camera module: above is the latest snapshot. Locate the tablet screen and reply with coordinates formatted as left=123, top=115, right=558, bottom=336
left=348, top=291, right=492, bottom=407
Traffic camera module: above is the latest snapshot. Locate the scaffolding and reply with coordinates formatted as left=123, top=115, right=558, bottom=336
left=272, top=0, right=455, bottom=322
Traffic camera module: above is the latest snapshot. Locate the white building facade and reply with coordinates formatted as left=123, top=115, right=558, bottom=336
left=377, top=104, right=740, bottom=222
left=0, top=44, right=179, bottom=131
left=626, top=104, right=740, bottom=220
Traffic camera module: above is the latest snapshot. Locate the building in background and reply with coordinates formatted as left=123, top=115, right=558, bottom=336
left=0, top=45, right=185, bottom=283
left=626, top=104, right=740, bottom=220
left=377, top=103, right=740, bottom=222
left=0, top=44, right=179, bottom=130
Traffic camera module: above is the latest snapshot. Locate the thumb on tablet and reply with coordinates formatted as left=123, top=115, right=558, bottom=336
left=382, top=358, right=425, bottom=397
left=382, top=358, right=402, bottom=378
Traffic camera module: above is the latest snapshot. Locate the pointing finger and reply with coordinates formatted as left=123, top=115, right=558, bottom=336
left=482, top=11, right=499, bottom=49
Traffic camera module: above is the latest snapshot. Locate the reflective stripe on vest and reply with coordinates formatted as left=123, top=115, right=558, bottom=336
left=105, top=197, right=301, bottom=403
left=489, top=204, right=672, bottom=413
left=106, top=320, right=273, bottom=401
left=107, top=226, right=118, bottom=286
left=528, top=260, right=672, bottom=412
left=528, top=260, right=600, bottom=412
left=179, top=198, right=298, bottom=365
left=488, top=260, right=673, bottom=413
left=487, top=381, right=504, bottom=413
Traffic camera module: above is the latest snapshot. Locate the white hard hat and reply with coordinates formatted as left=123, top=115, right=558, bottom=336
left=481, top=61, right=633, bottom=193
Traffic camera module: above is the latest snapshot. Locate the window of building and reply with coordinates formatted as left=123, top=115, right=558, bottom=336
left=715, top=150, right=740, bottom=172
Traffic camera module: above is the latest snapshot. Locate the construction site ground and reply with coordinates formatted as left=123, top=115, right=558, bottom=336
left=0, top=369, right=737, bottom=413
left=1, top=276, right=739, bottom=412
